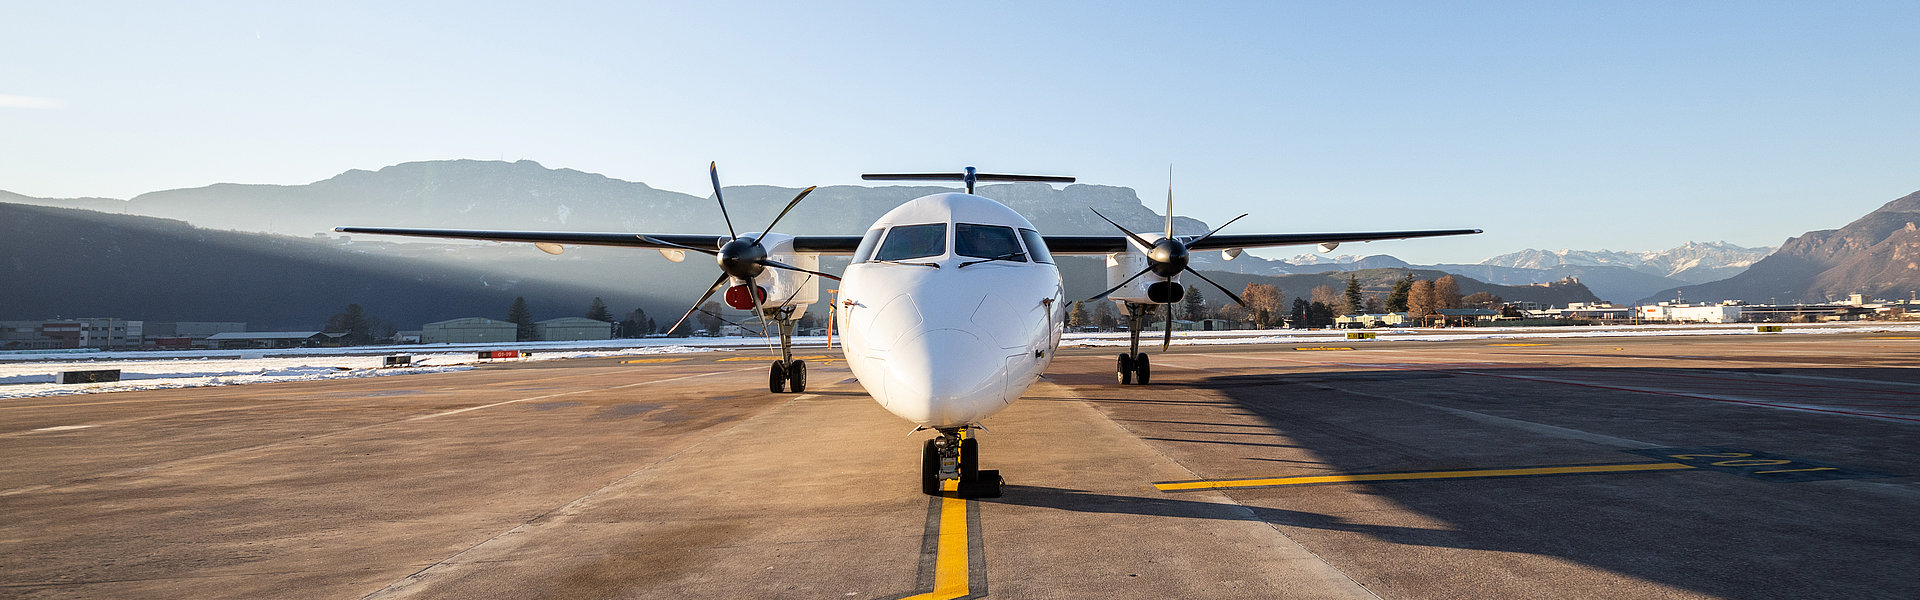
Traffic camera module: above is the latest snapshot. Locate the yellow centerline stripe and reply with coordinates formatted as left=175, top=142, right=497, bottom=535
left=1489, top=343, right=1551, bottom=346
left=1294, top=347, right=1354, bottom=351
left=1156, top=462, right=1695, bottom=491
left=716, top=355, right=832, bottom=362
left=902, top=481, right=970, bottom=600
left=620, top=358, right=688, bottom=364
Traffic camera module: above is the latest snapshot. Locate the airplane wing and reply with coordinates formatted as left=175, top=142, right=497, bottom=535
left=331, top=227, right=866, bottom=254
left=1041, top=228, right=1483, bottom=254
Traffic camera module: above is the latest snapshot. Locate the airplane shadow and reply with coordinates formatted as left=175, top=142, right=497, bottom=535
left=1038, top=365, right=1920, bottom=599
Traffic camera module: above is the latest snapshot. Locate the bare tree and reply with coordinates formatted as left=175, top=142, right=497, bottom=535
left=1310, top=285, right=1343, bottom=313
left=1408, top=280, right=1437, bottom=319
left=1242, top=283, right=1283, bottom=328
left=1434, top=275, right=1463, bottom=310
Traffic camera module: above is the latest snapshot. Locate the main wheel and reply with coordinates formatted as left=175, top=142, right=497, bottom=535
left=1135, top=353, right=1151, bottom=385
left=958, top=437, right=979, bottom=484
left=787, top=360, right=807, bottom=393
left=769, top=361, right=787, bottom=393
left=1117, top=353, right=1134, bottom=385
left=921, top=439, right=941, bottom=495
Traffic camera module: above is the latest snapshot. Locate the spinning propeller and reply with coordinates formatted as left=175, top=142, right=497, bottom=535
left=1087, top=177, right=1249, bottom=350
left=653, top=162, right=839, bottom=336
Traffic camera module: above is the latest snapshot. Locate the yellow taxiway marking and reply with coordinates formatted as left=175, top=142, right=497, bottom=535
left=1866, top=336, right=1920, bottom=340
left=1294, top=347, right=1354, bottom=351
left=620, top=358, right=689, bottom=364
left=902, top=481, right=971, bottom=600
left=715, top=355, right=832, bottom=362
left=1489, top=343, right=1551, bottom=347
left=1156, top=462, right=1695, bottom=491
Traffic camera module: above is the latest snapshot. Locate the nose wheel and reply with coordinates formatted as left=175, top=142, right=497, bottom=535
left=1115, top=302, right=1156, bottom=385
left=1116, top=352, right=1150, bottom=385
left=763, top=307, right=808, bottom=394
left=768, top=359, right=807, bottom=393
left=921, top=428, right=1001, bottom=497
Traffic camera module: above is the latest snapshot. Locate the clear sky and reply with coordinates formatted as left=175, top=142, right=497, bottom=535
left=4, top=1, right=1917, bottom=263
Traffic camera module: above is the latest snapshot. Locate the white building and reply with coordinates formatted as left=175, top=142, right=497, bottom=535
left=1637, top=302, right=1745, bottom=323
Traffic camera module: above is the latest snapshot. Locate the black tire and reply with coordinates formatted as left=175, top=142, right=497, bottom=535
left=788, top=360, right=807, bottom=393
left=1117, top=353, right=1134, bottom=385
left=921, top=439, right=941, bottom=495
left=769, top=361, right=787, bottom=394
left=1135, top=353, right=1151, bottom=385
left=958, top=437, right=979, bottom=483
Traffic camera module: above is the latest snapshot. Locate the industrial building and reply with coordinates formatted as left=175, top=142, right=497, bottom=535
left=534, top=318, right=614, bottom=341
left=422, top=318, right=517, bottom=344
left=204, top=331, right=333, bottom=349
left=0, top=318, right=144, bottom=350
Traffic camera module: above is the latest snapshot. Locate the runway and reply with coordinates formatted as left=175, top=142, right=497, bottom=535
left=3, top=332, right=1917, bottom=598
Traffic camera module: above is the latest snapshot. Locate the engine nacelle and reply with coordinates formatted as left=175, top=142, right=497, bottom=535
left=725, top=285, right=767, bottom=310
left=1147, top=281, right=1185, bottom=304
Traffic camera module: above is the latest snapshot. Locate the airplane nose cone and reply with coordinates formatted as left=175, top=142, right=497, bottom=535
left=884, top=328, right=1003, bottom=426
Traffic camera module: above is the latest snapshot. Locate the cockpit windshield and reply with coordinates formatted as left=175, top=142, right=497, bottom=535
left=955, top=223, right=1026, bottom=261
left=874, top=223, right=946, bottom=261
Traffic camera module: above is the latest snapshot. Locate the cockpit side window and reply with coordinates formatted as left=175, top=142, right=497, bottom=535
left=852, top=228, right=885, bottom=263
left=1018, top=228, right=1053, bottom=264
left=874, top=223, right=947, bottom=261
left=955, top=223, right=1026, bottom=261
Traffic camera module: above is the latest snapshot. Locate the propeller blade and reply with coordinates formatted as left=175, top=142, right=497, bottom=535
left=744, top=274, right=773, bottom=345
left=1184, top=213, right=1248, bottom=247
left=1162, top=302, right=1173, bottom=352
left=751, top=186, right=817, bottom=247
left=1165, top=166, right=1174, bottom=238
left=666, top=273, right=731, bottom=336
left=638, top=235, right=721, bottom=256
left=1088, top=265, right=1154, bottom=301
left=1185, top=268, right=1247, bottom=306
left=710, top=161, right=738, bottom=240
left=758, top=258, right=842, bottom=281
left=1089, top=208, right=1155, bottom=250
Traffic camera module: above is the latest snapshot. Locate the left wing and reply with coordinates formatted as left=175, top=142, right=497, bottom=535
left=331, top=227, right=865, bottom=254
left=1041, top=228, right=1483, bottom=254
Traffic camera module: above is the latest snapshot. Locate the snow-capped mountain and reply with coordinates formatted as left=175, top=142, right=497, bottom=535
left=1479, top=242, right=1774, bottom=284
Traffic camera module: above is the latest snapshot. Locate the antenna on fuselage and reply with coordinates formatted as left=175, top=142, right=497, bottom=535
left=862, top=167, right=1075, bottom=195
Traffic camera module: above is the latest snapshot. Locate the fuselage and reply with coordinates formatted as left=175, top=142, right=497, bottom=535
left=836, top=193, right=1064, bottom=428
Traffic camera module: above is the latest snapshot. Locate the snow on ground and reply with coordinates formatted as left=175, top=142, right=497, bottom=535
left=5, top=323, right=1918, bottom=399
left=0, top=341, right=733, bottom=400
left=1059, top=322, right=1920, bottom=347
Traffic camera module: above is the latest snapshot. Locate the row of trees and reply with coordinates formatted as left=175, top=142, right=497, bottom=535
left=1059, top=273, right=1513, bottom=331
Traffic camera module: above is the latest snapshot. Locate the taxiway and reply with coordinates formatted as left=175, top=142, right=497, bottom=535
left=3, top=332, right=1917, bottom=598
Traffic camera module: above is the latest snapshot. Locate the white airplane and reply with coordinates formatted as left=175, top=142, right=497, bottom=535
left=337, top=164, right=1479, bottom=497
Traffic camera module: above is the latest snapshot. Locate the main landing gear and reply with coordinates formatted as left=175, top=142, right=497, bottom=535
left=766, top=307, right=808, bottom=394
left=921, top=427, right=1002, bottom=498
left=1116, top=301, right=1156, bottom=385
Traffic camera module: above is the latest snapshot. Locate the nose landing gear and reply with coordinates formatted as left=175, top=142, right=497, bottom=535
left=1115, top=302, right=1156, bottom=385
left=765, top=307, right=808, bottom=394
left=921, top=427, right=1001, bottom=497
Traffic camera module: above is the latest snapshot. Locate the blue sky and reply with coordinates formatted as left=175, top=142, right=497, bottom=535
left=4, top=1, right=1916, bottom=263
